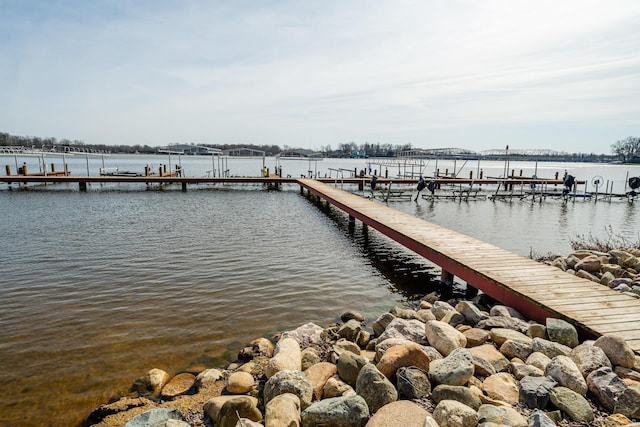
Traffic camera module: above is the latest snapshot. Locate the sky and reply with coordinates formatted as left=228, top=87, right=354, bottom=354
left=1, top=0, right=639, bottom=153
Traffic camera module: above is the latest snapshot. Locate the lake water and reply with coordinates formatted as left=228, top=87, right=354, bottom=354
left=1, top=154, right=639, bottom=426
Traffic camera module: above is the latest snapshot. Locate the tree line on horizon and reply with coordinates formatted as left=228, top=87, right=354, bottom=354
left=1, top=131, right=638, bottom=162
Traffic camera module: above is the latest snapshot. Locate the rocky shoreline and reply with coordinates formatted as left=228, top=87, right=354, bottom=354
left=85, top=248, right=640, bottom=427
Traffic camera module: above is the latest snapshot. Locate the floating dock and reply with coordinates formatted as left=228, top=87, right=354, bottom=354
left=298, top=179, right=640, bottom=353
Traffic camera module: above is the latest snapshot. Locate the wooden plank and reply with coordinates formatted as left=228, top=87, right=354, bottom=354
left=580, top=313, right=640, bottom=324
left=539, top=294, right=633, bottom=305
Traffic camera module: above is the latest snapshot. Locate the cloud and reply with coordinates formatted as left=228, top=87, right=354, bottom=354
left=1, top=0, right=639, bottom=152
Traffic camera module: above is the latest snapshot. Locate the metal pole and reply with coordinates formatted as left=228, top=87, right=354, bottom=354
left=86, top=153, right=90, bottom=176
left=211, top=154, right=215, bottom=177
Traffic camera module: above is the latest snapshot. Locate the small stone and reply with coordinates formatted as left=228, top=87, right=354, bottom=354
left=377, top=318, right=428, bottom=344
left=519, top=375, right=557, bottom=409
left=376, top=342, right=433, bottom=380
left=264, top=393, right=300, bottom=427
left=468, top=343, right=510, bottom=373
left=431, top=384, right=481, bottom=411
left=527, top=324, right=547, bottom=339
left=265, top=337, right=302, bottom=379
left=304, top=362, right=337, bottom=401
left=569, top=345, right=610, bottom=382
left=390, top=305, right=419, bottom=320
left=355, top=363, right=398, bottom=414
left=341, top=310, right=365, bottom=323
left=490, top=328, right=532, bottom=346
left=123, top=408, right=184, bottom=427
left=482, top=372, right=519, bottom=404
left=429, top=348, right=475, bottom=386
left=396, top=366, right=432, bottom=399
left=545, top=355, right=588, bottom=396
left=195, top=368, right=223, bottom=390
left=594, top=335, right=636, bottom=368
left=424, top=320, right=467, bottom=356
left=528, top=410, right=557, bottom=427
left=337, top=350, right=369, bottom=387
left=549, top=386, right=594, bottom=423
left=511, top=362, right=544, bottom=380
left=372, top=312, right=396, bottom=336
left=204, top=396, right=258, bottom=422
left=218, top=396, right=263, bottom=427
left=603, top=413, right=634, bottom=426
left=489, top=305, right=527, bottom=320
left=431, top=301, right=456, bottom=320
left=575, top=254, right=602, bottom=271
left=133, top=368, right=171, bottom=395
left=455, top=301, right=489, bottom=324
left=433, top=400, right=479, bottom=427
left=338, top=319, right=363, bottom=342
left=301, top=395, right=369, bottom=427
left=546, top=318, right=579, bottom=348
left=322, top=375, right=353, bottom=398
left=463, top=328, right=490, bottom=347
left=526, top=352, right=552, bottom=371
left=364, top=400, right=430, bottom=427
left=500, top=339, right=533, bottom=360
left=587, top=367, right=628, bottom=412
left=614, top=385, right=640, bottom=419
left=226, top=371, right=254, bottom=394
left=476, top=316, right=530, bottom=333
left=532, top=337, right=571, bottom=359
left=477, top=404, right=527, bottom=426
left=333, top=338, right=361, bottom=356
left=301, top=347, right=321, bottom=371
left=264, top=370, right=313, bottom=410
left=250, top=337, right=275, bottom=358
left=161, top=373, right=196, bottom=398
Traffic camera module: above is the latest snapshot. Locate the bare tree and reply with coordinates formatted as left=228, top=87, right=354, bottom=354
left=611, top=136, right=640, bottom=163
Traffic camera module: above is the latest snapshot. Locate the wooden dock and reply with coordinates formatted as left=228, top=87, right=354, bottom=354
left=298, top=179, right=640, bottom=353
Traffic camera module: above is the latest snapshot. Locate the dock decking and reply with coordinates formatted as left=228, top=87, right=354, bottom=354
left=298, top=179, right=640, bottom=353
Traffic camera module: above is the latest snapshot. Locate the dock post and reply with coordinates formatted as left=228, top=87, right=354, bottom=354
left=79, top=181, right=87, bottom=192
left=348, top=215, right=356, bottom=230
left=441, top=269, right=454, bottom=287
left=5, top=165, right=10, bottom=175
left=182, top=182, right=187, bottom=192
left=65, top=163, right=70, bottom=176
left=358, top=180, right=364, bottom=191
left=465, top=283, right=479, bottom=298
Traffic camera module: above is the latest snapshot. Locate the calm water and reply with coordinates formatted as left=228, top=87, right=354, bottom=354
left=1, top=155, right=639, bottom=426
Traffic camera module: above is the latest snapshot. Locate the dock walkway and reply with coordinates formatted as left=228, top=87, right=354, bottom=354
left=298, top=179, right=640, bottom=353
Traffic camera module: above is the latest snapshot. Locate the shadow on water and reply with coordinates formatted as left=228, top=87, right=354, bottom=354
left=305, top=193, right=470, bottom=303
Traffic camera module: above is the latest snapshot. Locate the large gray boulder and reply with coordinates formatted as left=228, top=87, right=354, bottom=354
left=586, top=367, right=628, bottom=412
left=424, top=320, right=467, bottom=356
left=549, top=386, right=594, bottom=423
left=546, top=318, right=579, bottom=348
left=429, top=348, right=474, bottom=386
left=519, top=375, right=557, bottom=409
left=301, top=395, right=369, bottom=427
left=263, top=370, right=313, bottom=410
left=569, top=343, right=612, bottom=377
left=545, top=355, right=588, bottom=396
left=355, top=363, right=398, bottom=414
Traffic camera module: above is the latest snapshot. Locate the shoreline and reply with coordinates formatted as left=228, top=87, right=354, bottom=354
left=85, top=247, right=640, bottom=427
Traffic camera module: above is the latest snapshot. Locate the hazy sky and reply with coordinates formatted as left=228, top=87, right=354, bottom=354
left=1, top=1, right=639, bottom=153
